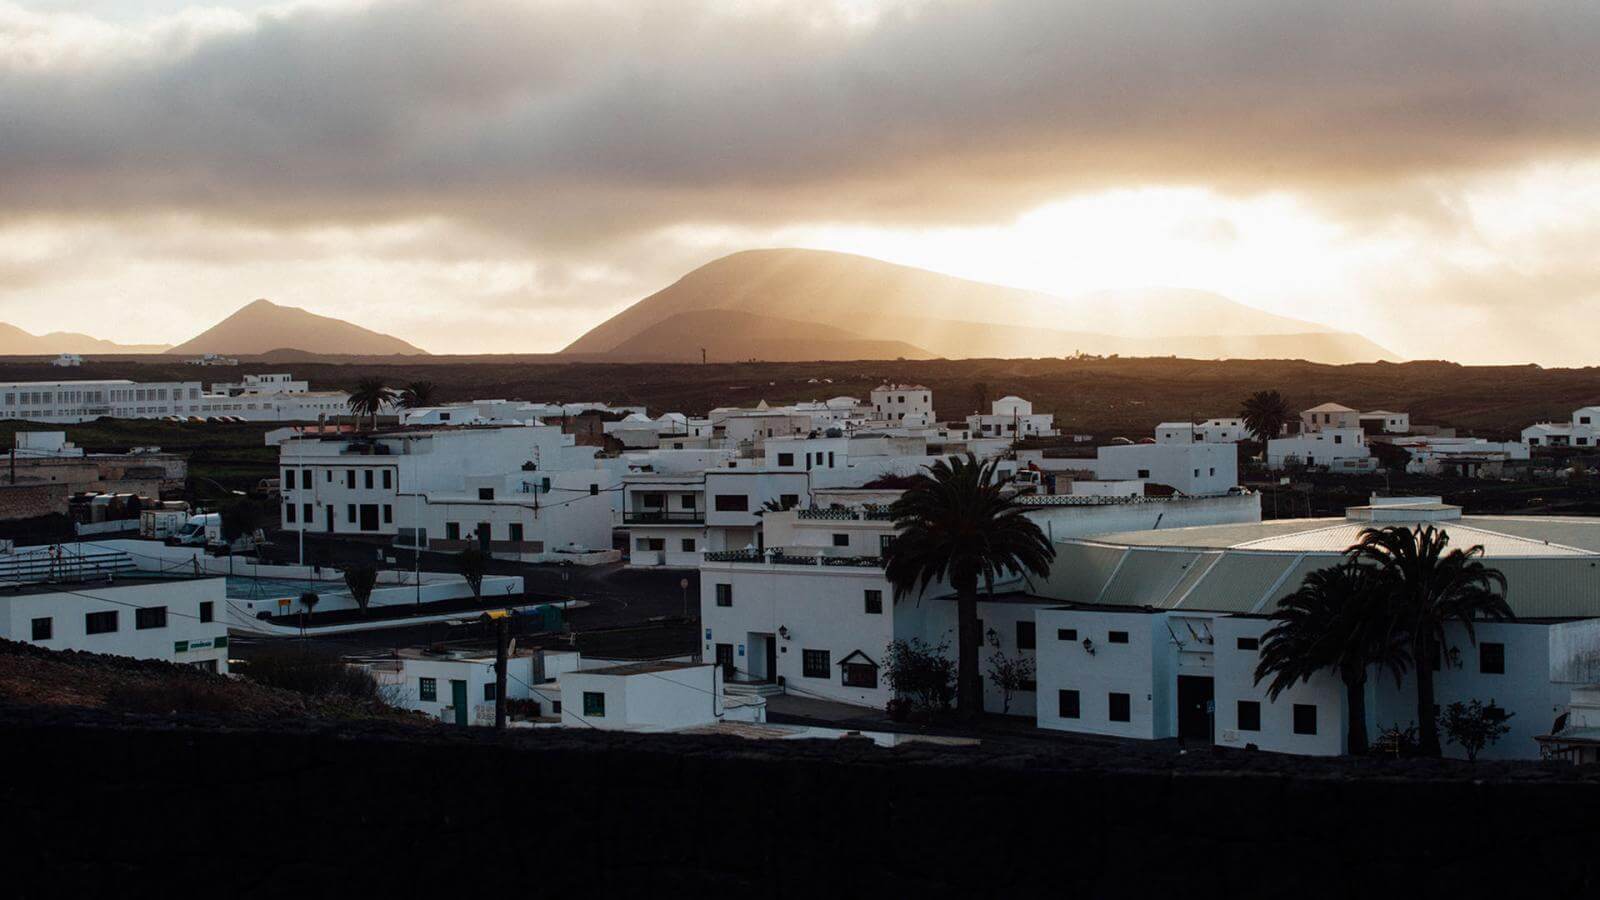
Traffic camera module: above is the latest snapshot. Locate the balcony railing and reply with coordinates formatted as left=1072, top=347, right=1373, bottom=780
left=623, top=510, right=705, bottom=525
left=702, top=547, right=884, bottom=568
left=796, top=507, right=895, bottom=521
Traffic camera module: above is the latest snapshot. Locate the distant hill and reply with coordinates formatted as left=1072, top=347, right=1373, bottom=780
left=0, top=322, right=169, bottom=355
left=565, top=249, right=1396, bottom=364
left=600, top=309, right=934, bottom=362
left=166, top=299, right=425, bottom=357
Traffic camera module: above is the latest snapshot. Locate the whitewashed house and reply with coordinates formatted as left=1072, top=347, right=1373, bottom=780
left=1521, top=406, right=1600, bottom=448
left=869, top=384, right=934, bottom=426
left=967, top=396, right=1057, bottom=440
left=559, top=661, right=764, bottom=731
left=1359, top=410, right=1412, bottom=434
left=1081, top=442, right=1238, bottom=495
left=1155, top=418, right=1247, bottom=444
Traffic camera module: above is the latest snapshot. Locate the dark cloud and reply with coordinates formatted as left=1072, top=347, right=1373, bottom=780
left=2, top=0, right=1599, bottom=240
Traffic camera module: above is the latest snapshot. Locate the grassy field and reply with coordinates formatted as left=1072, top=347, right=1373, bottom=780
left=6, top=355, right=1597, bottom=440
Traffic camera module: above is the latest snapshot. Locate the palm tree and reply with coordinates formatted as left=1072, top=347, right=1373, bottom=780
left=347, top=377, right=396, bottom=429
left=1348, top=525, right=1512, bottom=756
left=397, top=380, right=438, bottom=410
left=1239, top=389, right=1292, bottom=443
left=1255, top=562, right=1410, bottom=755
left=883, top=453, right=1055, bottom=722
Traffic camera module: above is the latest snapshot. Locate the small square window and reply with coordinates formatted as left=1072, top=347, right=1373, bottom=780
left=1108, top=692, right=1131, bottom=722
left=1237, top=701, right=1261, bottom=732
left=1058, top=689, right=1080, bottom=719
left=864, top=589, right=883, bottom=615
left=484, top=683, right=498, bottom=701
left=419, top=677, right=437, bottom=701
left=715, top=584, right=732, bottom=607
left=478, top=487, right=494, bottom=500
left=1236, top=637, right=1260, bottom=651
left=1479, top=642, right=1505, bottom=675
left=681, top=538, right=696, bottom=552
left=1057, top=628, right=1078, bottom=641
left=802, top=649, right=830, bottom=678
left=85, top=610, right=118, bottom=635
left=1293, top=704, right=1318, bottom=735
left=832, top=533, right=849, bottom=547
left=31, top=617, right=52, bottom=641
left=1108, top=631, right=1129, bottom=644
left=1016, top=621, right=1036, bottom=650
left=583, top=691, right=606, bottom=717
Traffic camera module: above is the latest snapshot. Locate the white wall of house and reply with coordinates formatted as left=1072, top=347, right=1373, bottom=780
left=1083, top=443, right=1238, bottom=495
left=371, top=653, right=539, bottom=725
left=1267, top=428, right=1374, bottom=471
left=0, top=576, right=231, bottom=672
left=559, top=663, right=734, bottom=731
left=1034, top=608, right=1164, bottom=739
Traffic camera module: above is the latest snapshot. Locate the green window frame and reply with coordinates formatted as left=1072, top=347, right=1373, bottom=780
left=419, top=677, right=437, bottom=701
left=583, top=691, right=606, bottom=717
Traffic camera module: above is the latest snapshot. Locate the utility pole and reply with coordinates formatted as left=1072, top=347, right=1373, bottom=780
left=494, top=614, right=509, bottom=730
left=700, top=347, right=706, bottom=365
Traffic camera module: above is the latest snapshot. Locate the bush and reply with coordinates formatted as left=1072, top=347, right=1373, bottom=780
left=243, top=644, right=378, bottom=701
left=105, top=680, right=239, bottom=715
left=882, top=638, right=955, bottom=713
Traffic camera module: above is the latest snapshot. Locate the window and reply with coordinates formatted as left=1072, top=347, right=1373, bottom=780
left=1237, top=637, right=1260, bottom=651
left=680, top=494, right=696, bottom=509
left=484, top=683, right=498, bottom=701
left=842, top=663, right=877, bottom=689
left=508, top=523, right=524, bottom=542
left=85, top=611, right=118, bottom=634
left=383, top=505, right=393, bottom=524
left=1480, top=642, right=1506, bottom=675
left=364, top=469, right=374, bottom=489
left=713, top=494, right=749, bottom=512
left=1108, top=631, right=1129, bottom=644
left=1293, top=704, right=1317, bottom=735
left=780, top=494, right=799, bottom=508
left=285, top=469, right=296, bottom=490
left=326, top=470, right=333, bottom=482
left=135, top=606, right=167, bottom=631
left=1108, top=692, right=1131, bottom=722
left=1057, top=628, right=1078, bottom=641
left=382, top=470, right=392, bottom=489
left=31, top=617, right=52, bottom=641
left=864, top=589, right=883, bottom=614
left=635, top=537, right=665, bottom=551
left=583, top=691, right=606, bottom=717
left=681, top=538, right=696, bottom=552
left=802, top=649, right=830, bottom=678
left=199, top=601, right=214, bottom=623
left=346, top=504, right=356, bottom=523
left=419, top=678, right=437, bottom=701
left=446, top=522, right=461, bottom=541
left=285, top=504, right=296, bottom=523
left=1017, top=621, right=1036, bottom=651
left=346, top=470, right=355, bottom=489
left=302, top=503, right=312, bottom=522
left=715, top=584, right=733, bottom=607
left=832, top=533, right=849, bottom=547
left=1136, top=468, right=1151, bottom=479
left=777, top=452, right=794, bottom=466
left=1058, top=690, right=1080, bottom=719
left=1237, top=701, right=1261, bottom=732
left=589, top=483, right=599, bottom=495
left=478, top=487, right=495, bottom=500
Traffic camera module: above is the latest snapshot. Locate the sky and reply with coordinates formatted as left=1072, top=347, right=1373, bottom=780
left=1, top=0, right=1598, bottom=363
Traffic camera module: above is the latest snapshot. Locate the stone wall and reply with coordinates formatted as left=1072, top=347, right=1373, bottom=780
left=0, top=481, right=68, bottom=519
left=5, top=711, right=1598, bottom=896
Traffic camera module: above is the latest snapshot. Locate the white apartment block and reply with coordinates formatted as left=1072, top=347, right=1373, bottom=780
left=967, top=395, right=1057, bottom=440
left=1394, top=437, right=1529, bottom=478
left=1522, top=406, right=1600, bottom=448
left=1267, top=428, right=1375, bottom=471
left=0, top=376, right=352, bottom=423
left=1083, top=442, right=1238, bottom=495
left=1300, top=402, right=1362, bottom=432
left=869, top=384, right=934, bottom=426
left=1155, top=418, right=1246, bottom=444
left=623, top=466, right=811, bottom=567
left=278, top=424, right=613, bottom=561
left=1359, top=410, right=1411, bottom=434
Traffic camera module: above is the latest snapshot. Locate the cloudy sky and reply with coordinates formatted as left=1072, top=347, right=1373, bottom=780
left=2, top=0, right=1598, bottom=362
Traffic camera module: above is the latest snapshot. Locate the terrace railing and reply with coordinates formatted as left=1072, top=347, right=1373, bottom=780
left=622, top=510, right=705, bottom=525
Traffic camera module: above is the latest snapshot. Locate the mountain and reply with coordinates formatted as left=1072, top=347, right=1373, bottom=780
left=565, top=249, right=1397, bottom=364
left=166, top=299, right=426, bottom=357
left=0, top=322, right=169, bottom=355
left=599, top=309, right=934, bottom=362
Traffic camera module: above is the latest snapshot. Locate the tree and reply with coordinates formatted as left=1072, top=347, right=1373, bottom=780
left=219, top=499, right=262, bottom=546
left=1254, top=562, right=1411, bottom=755
left=347, top=377, right=396, bottom=429
left=457, top=546, right=487, bottom=602
left=882, top=637, right=956, bottom=714
left=1348, top=525, right=1513, bottom=756
left=970, top=381, right=990, bottom=414
left=883, top=453, right=1055, bottom=722
left=299, top=590, right=320, bottom=613
left=1438, top=699, right=1514, bottom=761
left=342, top=564, right=379, bottom=616
left=397, top=380, right=438, bottom=410
left=1240, top=389, right=1293, bottom=443
left=984, top=631, right=1036, bottom=715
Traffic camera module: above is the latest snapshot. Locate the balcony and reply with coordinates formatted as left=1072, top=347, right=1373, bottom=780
left=796, top=507, right=895, bottom=521
left=622, top=509, right=705, bottom=525
left=702, top=547, right=883, bottom=568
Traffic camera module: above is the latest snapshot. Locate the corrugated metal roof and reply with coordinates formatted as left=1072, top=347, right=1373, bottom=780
left=1175, top=552, right=1306, bottom=613
left=1232, top=522, right=1592, bottom=557
left=1483, top=558, right=1600, bottom=619
left=1096, top=550, right=1203, bottom=607
left=1037, top=542, right=1125, bottom=604
left=1460, top=516, right=1600, bottom=553
left=1092, top=519, right=1326, bottom=549
left=1158, top=551, right=1223, bottom=608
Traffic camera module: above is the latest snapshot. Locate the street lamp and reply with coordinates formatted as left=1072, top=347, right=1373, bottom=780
left=680, top=577, right=689, bottom=618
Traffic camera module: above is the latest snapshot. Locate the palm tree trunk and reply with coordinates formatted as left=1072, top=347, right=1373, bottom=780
left=1414, top=639, right=1441, bottom=756
left=1345, top=673, right=1369, bottom=756
left=956, top=590, right=981, bottom=722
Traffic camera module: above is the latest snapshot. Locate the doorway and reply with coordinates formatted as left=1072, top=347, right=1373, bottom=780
left=763, top=635, right=778, bottom=682
left=476, top=523, right=491, bottom=550
left=450, top=679, right=468, bottom=726
left=715, top=643, right=734, bottom=678
left=1177, top=675, right=1214, bottom=742
left=359, top=504, right=379, bottom=531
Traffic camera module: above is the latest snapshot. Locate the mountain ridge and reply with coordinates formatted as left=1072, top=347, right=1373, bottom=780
left=165, top=299, right=426, bottom=357
left=0, top=322, right=169, bottom=355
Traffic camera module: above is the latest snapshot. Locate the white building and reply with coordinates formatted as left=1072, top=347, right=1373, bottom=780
left=362, top=646, right=575, bottom=726
left=967, top=396, right=1057, bottom=440
left=560, top=661, right=763, bottom=731
left=1393, top=437, right=1529, bottom=478
left=0, top=546, right=230, bottom=672
left=51, top=354, right=82, bottom=368
left=1522, top=406, right=1600, bottom=448
left=1082, top=442, right=1238, bottom=495
left=622, top=465, right=810, bottom=567
left=1267, top=429, right=1374, bottom=472
left=0, top=376, right=353, bottom=423
left=1359, top=410, right=1411, bottom=434
left=1300, top=402, right=1362, bottom=432
left=1155, top=418, right=1247, bottom=444
left=1032, top=498, right=1600, bottom=759
left=278, top=424, right=613, bottom=562
left=869, top=384, right=934, bottom=426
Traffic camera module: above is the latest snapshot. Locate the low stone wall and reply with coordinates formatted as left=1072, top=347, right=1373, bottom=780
left=5, top=708, right=1598, bottom=896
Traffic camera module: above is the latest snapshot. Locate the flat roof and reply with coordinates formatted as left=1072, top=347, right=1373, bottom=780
left=574, top=660, right=709, bottom=677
